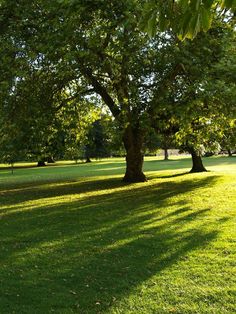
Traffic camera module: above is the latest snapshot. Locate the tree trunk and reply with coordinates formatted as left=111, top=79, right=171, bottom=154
left=37, top=160, right=46, bottom=167
left=47, top=156, right=55, bottom=163
left=85, top=157, right=92, bottom=163
left=227, top=149, right=232, bottom=157
left=164, top=148, right=169, bottom=161
left=11, top=163, right=14, bottom=174
left=122, top=125, right=147, bottom=182
left=189, top=148, right=207, bottom=173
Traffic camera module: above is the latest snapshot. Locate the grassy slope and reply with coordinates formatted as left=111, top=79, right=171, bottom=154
left=0, top=156, right=235, bottom=313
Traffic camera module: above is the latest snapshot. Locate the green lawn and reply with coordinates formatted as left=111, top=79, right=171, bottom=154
left=0, top=156, right=235, bottom=313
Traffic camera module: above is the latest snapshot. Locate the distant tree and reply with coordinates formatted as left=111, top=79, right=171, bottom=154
left=83, top=114, right=129, bottom=160
left=144, top=129, right=162, bottom=156
left=0, top=123, right=26, bottom=173
left=84, top=119, right=110, bottom=161
left=220, top=119, right=236, bottom=156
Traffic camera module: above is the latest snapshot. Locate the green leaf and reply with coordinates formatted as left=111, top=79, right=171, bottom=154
left=190, top=0, right=201, bottom=11
left=180, top=10, right=192, bottom=37
left=179, top=0, right=189, bottom=12
left=203, top=0, right=214, bottom=9
left=147, top=13, right=157, bottom=37
left=188, top=12, right=201, bottom=39
left=222, top=0, right=236, bottom=9
left=201, top=7, right=212, bottom=32
left=159, top=12, right=170, bottom=32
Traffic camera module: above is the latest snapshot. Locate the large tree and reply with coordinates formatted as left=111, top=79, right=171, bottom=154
left=0, top=0, right=163, bottom=181
left=0, top=0, right=235, bottom=181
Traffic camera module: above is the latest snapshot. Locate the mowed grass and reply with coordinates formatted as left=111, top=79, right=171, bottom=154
left=0, top=156, right=235, bottom=314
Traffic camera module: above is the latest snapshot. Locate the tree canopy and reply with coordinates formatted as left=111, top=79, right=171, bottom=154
left=0, top=0, right=235, bottom=180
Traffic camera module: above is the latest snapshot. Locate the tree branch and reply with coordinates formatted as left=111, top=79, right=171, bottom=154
left=81, top=67, right=121, bottom=119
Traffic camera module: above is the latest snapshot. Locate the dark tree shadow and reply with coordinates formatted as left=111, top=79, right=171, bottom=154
left=155, top=172, right=190, bottom=179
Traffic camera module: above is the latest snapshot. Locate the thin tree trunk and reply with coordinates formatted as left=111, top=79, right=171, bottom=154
left=122, top=125, right=147, bottom=182
left=11, top=163, right=14, bottom=174
left=189, top=148, right=207, bottom=173
left=164, top=148, right=169, bottom=161
left=47, top=156, right=55, bottom=163
left=85, top=157, right=92, bottom=163
left=227, top=149, right=232, bottom=157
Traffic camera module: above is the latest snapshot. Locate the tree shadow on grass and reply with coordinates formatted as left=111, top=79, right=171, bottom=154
left=0, top=163, right=219, bottom=210
left=0, top=176, right=128, bottom=209
left=0, top=175, right=230, bottom=313
left=2, top=155, right=234, bottom=205
left=155, top=172, right=190, bottom=179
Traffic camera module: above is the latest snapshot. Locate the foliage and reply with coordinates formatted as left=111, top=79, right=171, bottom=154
left=141, top=0, right=236, bottom=39
left=0, top=0, right=235, bottom=180
left=220, top=119, right=236, bottom=153
left=150, top=22, right=235, bottom=159
left=83, top=115, right=125, bottom=160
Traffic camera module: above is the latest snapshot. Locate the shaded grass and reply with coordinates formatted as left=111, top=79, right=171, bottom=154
left=0, top=156, right=235, bottom=313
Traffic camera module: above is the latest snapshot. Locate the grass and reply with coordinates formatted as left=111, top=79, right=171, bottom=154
left=0, top=156, right=235, bottom=313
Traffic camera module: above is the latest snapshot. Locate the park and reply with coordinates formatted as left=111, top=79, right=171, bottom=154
left=0, top=0, right=236, bottom=313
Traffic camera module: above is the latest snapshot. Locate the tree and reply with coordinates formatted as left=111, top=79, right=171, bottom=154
left=220, top=119, right=236, bottom=156
left=83, top=116, right=117, bottom=161
left=149, top=21, right=235, bottom=172
left=0, top=0, right=158, bottom=181
left=0, top=0, right=235, bottom=181
left=0, top=120, right=26, bottom=172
